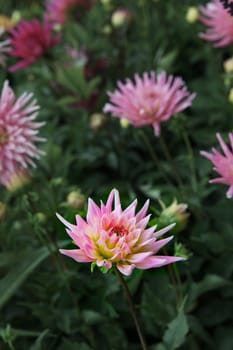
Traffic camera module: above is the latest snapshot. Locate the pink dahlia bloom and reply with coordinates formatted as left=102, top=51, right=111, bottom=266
left=201, top=133, right=233, bottom=198
left=8, top=17, right=61, bottom=72
left=0, top=81, right=45, bottom=188
left=103, top=71, right=195, bottom=136
left=46, top=0, right=95, bottom=25
left=57, top=189, right=184, bottom=276
left=199, top=0, right=233, bottom=47
left=0, top=30, right=11, bottom=67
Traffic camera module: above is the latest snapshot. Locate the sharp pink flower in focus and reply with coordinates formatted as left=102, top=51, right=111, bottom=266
left=103, top=71, right=195, bottom=136
left=199, top=0, right=233, bottom=47
left=201, top=133, right=233, bottom=198
left=0, top=81, right=45, bottom=188
left=46, top=0, right=95, bottom=25
left=8, top=17, right=61, bottom=72
left=0, top=30, right=11, bottom=67
left=57, top=189, right=184, bottom=276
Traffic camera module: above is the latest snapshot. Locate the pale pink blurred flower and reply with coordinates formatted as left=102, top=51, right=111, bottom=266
left=0, top=81, right=45, bottom=188
left=57, top=189, right=184, bottom=276
left=103, top=71, right=195, bottom=136
left=201, top=133, right=233, bottom=198
left=199, top=0, right=233, bottom=47
left=46, top=0, right=95, bottom=25
left=9, top=17, right=61, bottom=72
left=0, top=30, right=11, bottom=67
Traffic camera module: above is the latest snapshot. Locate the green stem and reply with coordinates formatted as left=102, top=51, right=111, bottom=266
left=159, top=133, right=185, bottom=193
left=115, top=268, right=148, bottom=350
left=139, top=130, right=173, bottom=186
left=182, top=128, right=197, bottom=191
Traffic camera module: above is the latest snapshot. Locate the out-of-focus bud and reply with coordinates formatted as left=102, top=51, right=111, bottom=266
left=111, top=8, right=133, bottom=27
left=6, top=170, right=30, bottom=192
left=0, top=14, right=14, bottom=31
left=11, top=11, right=21, bottom=25
left=228, top=88, right=233, bottom=103
left=102, top=24, right=112, bottom=35
left=35, top=212, right=47, bottom=224
left=100, top=0, right=112, bottom=6
left=174, top=242, right=190, bottom=259
left=224, top=57, right=233, bottom=73
left=185, top=7, right=199, bottom=23
left=120, top=118, right=130, bottom=128
left=0, top=202, right=7, bottom=218
left=157, top=199, right=189, bottom=234
left=66, top=190, right=85, bottom=209
left=50, top=177, right=63, bottom=186
left=54, top=23, right=62, bottom=32
left=90, top=113, right=107, bottom=131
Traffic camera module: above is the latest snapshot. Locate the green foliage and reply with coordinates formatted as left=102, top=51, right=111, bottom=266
left=0, top=0, right=233, bottom=349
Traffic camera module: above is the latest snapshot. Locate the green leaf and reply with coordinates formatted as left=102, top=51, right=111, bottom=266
left=163, top=309, right=189, bottom=350
left=0, top=241, right=69, bottom=309
left=29, top=330, right=50, bottom=350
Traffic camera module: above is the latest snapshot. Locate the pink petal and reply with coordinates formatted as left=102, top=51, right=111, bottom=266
left=59, top=249, right=93, bottom=262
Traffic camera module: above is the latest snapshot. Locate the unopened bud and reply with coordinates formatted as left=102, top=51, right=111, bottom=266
left=111, top=8, right=133, bottom=27
left=120, top=118, right=130, bottom=128
left=102, top=24, right=112, bottom=35
left=228, top=88, right=233, bottom=103
left=157, top=199, right=189, bottom=234
left=224, top=57, right=233, bottom=73
left=66, top=190, right=85, bottom=209
left=35, top=212, right=47, bottom=224
left=6, top=170, right=30, bottom=192
left=186, top=7, right=199, bottom=23
left=90, top=113, right=107, bottom=131
left=11, top=11, right=21, bottom=25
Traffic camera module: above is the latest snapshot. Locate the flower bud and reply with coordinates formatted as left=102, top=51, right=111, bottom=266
left=66, top=190, right=85, bottom=209
left=120, top=118, right=130, bottom=128
left=35, top=212, right=47, bottom=224
left=228, top=88, right=233, bottom=103
left=11, top=11, right=21, bottom=25
left=102, top=24, right=112, bottom=35
left=6, top=170, right=30, bottom=192
left=90, top=113, right=107, bottom=131
left=157, top=199, right=189, bottom=234
left=224, top=57, right=233, bottom=73
left=111, top=8, right=132, bottom=27
left=0, top=202, right=7, bottom=218
left=185, top=7, right=199, bottom=23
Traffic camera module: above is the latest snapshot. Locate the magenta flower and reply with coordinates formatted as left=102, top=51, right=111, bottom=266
left=201, top=133, right=233, bottom=198
left=8, top=17, right=61, bottom=72
left=103, top=71, right=195, bottom=136
left=46, top=0, right=95, bottom=25
left=57, top=189, right=183, bottom=276
left=0, top=81, right=45, bottom=188
left=199, top=0, right=233, bottom=47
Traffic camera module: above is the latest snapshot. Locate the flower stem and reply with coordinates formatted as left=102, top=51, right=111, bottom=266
left=139, top=130, right=173, bottom=186
left=159, top=133, right=185, bottom=194
left=115, top=268, right=148, bottom=350
left=181, top=128, right=197, bottom=191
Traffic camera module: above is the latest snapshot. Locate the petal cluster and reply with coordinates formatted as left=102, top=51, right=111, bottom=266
left=46, top=0, right=95, bottom=25
left=199, top=0, right=233, bottom=47
left=103, top=71, right=195, bottom=136
left=201, top=133, right=233, bottom=198
left=9, top=17, right=61, bottom=72
left=0, top=81, right=45, bottom=188
left=57, top=189, right=183, bottom=276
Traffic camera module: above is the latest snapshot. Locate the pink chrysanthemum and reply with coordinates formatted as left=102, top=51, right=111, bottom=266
left=57, top=189, right=184, bottom=276
left=199, top=0, right=233, bottom=47
left=8, top=17, right=61, bottom=72
left=46, top=0, right=95, bottom=25
left=103, top=71, right=195, bottom=136
left=0, top=81, right=45, bottom=188
left=0, top=30, right=10, bottom=67
left=201, top=133, right=233, bottom=198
